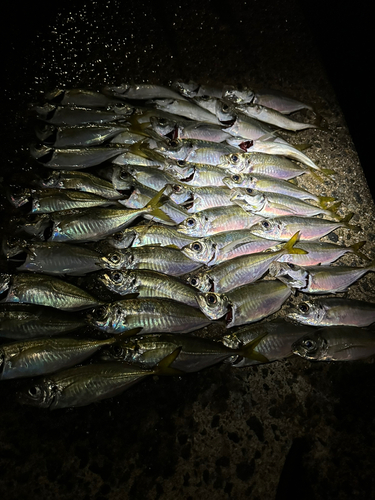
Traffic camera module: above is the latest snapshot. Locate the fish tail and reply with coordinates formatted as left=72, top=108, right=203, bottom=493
left=128, top=114, right=152, bottom=135
left=281, top=231, right=308, bottom=255
left=318, top=195, right=336, bottom=208
left=349, top=241, right=369, bottom=261
left=144, top=188, right=175, bottom=224
left=341, top=212, right=361, bottom=232
left=308, top=168, right=324, bottom=182
left=237, top=332, right=269, bottom=363
left=325, top=200, right=342, bottom=220
left=154, top=347, right=184, bottom=375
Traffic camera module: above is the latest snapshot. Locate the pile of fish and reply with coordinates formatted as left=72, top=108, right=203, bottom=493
left=1, top=81, right=375, bottom=410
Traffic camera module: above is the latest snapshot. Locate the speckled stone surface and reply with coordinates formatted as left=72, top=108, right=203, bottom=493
left=1, top=1, right=374, bottom=499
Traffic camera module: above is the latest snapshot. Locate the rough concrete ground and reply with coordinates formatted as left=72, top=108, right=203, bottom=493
left=0, top=1, right=374, bottom=499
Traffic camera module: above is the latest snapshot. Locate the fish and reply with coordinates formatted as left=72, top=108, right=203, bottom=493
left=34, top=170, right=123, bottom=200
left=291, top=326, right=375, bottom=361
left=223, top=172, right=335, bottom=205
left=149, top=115, right=231, bottom=143
left=0, top=336, right=118, bottom=380
left=49, top=188, right=173, bottom=243
left=269, top=260, right=375, bottom=294
left=35, top=123, right=131, bottom=148
left=196, top=279, right=292, bottom=328
left=101, top=224, right=197, bottom=249
left=99, top=245, right=203, bottom=276
left=15, top=241, right=105, bottom=276
left=222, top=318, right=315, bottom=366
left=149, top=98, right=220, bottom=125
left=87, top=298, right=211, bottom=334
left=192, top=96, right=236, bottom=123
left=104, top=83, right=185, bottom=101
left=30, top=144, right=128, bottom=169
left=28, top=188, right=118, bottom=213
left=287, top=298, right=375, bottom=327
left=0, top=304, right=86, bottom=339
left=1, top=273, right=103, bottom=311
left=97, top=269, right=201, bottom=307
left=232, top=103, right=317, bottom=131
left=248, top=213, right=359, bottom=241
left=218, top=151, right=311, bottom=180
left=177, top=206, right=264, bottom=237
left=31, top=102, right=133, bottom=126
left=186, top=232, right=306, bottom=293
left=167, top=183, right=234, bottom=212
left=252, top=88, right=314, bottom=114
left=172, top=80, right=223, bottom=99
left=45, top=88, right=124, bottom=108
left=181, top=232, right=280, bottom=266
left=18, top=349, right=181, bottom=409
left=99, top=332, right=260, bottom=372
left=230, top=187, right=340, bottom=219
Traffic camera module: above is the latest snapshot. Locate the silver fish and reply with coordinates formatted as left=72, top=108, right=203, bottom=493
left=196, top=279, right=292, bottom=328
left=222, top=319, right=315, bottom=366
left=30, top=144, right=128, bottom=170
left=150, top=98, right=220, bottom=125
left=177, top=206, right=264, bottom=237
left=0, top=304, right=86, bottom=339
left=29, top=189, right=118, bottom=213
left=287, top=298, right=375, bottom=327
left=98, top=269, right=200, bottom=307
left=87, top=298, right=211, bottom=334
left=35, top=170, right=123, bottom=200
left=292, top=326, right=375, bottom=361
left=269, top=261, right=375, bottom=294
left=45, top=88, right=124, bottom=108
left=18, top=348, right=181, bottom=409
left=252, top=88, right=314, bottom=114
left=1, top=273, right=102, bottom=311
left=104, top=83, right=185, bottom=101
left=0, top=336, right=117, bottom=380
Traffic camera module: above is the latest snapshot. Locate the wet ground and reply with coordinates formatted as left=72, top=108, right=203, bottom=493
left=1, top=1, right=375, bottom=499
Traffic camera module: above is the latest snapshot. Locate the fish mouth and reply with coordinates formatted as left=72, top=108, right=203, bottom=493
left=239, top=140, right=253, bottom=151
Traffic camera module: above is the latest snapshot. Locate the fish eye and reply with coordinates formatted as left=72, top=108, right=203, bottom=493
left=158, top=118, right=168, bottom=126
left=186, top=218, right=196, bottom=227
left=92, top=305, right=108, bottom=320
left=302, top=339, right=316, bottom=351
left=109, top=253, right=121, bottom=264
left=246, top=188, right=253, bottom=194
left=190, top=277, right=199, bottom=286
left=169, top=139, right=179, bottom=148
left=192, top=242, right=202, bottom=252
left=298, top=302, right=309, bottom=313
left=28, top=386, right=41, bottom=398
left=201, top=95, right=210, bottom=101
left=206, top=293, right=217, bottom=305
left=231, top=174, right=241, bottom=182
left=230, top=154, right=239, bottom=164
left=172, top=184, right=183, bottom=193
left=262, top=220, right=270, bottom=229
left=120, top=169, right=129, bottom=180
left=111, top=345, right=124, bottom=357
left=113, top=232, right=124, bottom=241
left=221, top=103, right=229, bottom=112
left=111, top=271, right=123, bottom=283
left=287, top=263, right=295, bottom=269
left=177, top=160, right=186, bottom=167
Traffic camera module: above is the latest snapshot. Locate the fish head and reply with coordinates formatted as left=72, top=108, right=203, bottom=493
left=86, top=303, right=125, bottom=333
left=165, top=183, right=192, bottom=205
left=269, top=262, right=309, bottom=289
left=248, top=218, right=283, bottom=239
left=164, top=161, right=195, bottom=182
left=149, top=116, right=175, bottom=137
left=99, top=270, right=137, bottom=294
left=223, top=173, right=252, bottom=190
left=17, top=378, right=57, bottom=408
left=218, top=152, right=247, bottom=173
left=172, top=80, right=199, bottom=98
left=186, top=270, right=213, bottom=293
left=112, top=167, right=134, bottom=190
left=107, top=229, right=137, bottom=249
left=292, top=333, right=326, bottom=360
left=100, top=342, right=127, bottom=362
left=196, top=292, right=231, bottom=320
left=107, top=102, right=134, bottom=116
left=99, top=250, right=128, bottom=270
left=222, top=86, right=255, bottom=105
left=177, top=213, right=209, bottom=237
left=287, top=300, right=325, bottom=326
left=230, top=187, right=265, bottom=211
left=182, top=239, right=217, bottom=265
